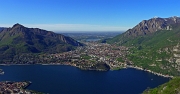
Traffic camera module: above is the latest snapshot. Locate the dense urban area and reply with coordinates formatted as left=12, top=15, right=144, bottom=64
left=0, top=81, right=39, bottom=94
left=0, top=42, right=129, bottom=70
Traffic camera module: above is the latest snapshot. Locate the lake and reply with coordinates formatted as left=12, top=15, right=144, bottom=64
left=0, top=65, right=170, bottom=94
left=85, top=38, right=101, bottom=42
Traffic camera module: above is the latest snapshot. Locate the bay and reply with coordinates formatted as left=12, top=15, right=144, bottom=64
left=0, top=65, right=170, bottom=94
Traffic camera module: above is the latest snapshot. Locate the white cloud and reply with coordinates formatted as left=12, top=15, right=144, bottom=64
left=0, top=23, right=129, bottom=32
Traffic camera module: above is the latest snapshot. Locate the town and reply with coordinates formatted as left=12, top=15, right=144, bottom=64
left=40, top=42, right=131, bottom=71
left=0, top=41, right=174, bottom=78
left=0, top=42, right=174, bottom=93
left=0, top=42, right=131, bottom=71
left=0, top=81, right=34, bottom=94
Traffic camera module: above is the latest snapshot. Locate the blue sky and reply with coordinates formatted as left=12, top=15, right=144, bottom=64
left=0, top=0, right=180, bottom=32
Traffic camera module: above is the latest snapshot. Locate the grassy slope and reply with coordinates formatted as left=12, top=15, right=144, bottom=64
left=106, top=25, right=180, bottom=76
left=106, top=25, right=180, bottom=93
left=127, top=29, right=180, bottom=76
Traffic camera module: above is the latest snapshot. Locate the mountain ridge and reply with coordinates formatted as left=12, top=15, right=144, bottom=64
left=104, top=16, right=180, bottom=76
left=106, top=16, right=180, bottom=45
left=126, top=16, right=180, bottom=37
left=0, top=23, right=83, bottom=62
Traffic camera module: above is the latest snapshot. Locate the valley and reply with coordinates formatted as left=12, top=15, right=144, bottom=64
left=2, top=0, right=180, bottom=93
left=1, top=16, right=180, bottom=93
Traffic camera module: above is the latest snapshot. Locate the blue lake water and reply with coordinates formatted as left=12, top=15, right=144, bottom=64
left=0, top=65, right=170, bottom=94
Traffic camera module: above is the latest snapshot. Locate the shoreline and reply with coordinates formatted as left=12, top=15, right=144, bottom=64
left=126, top=65, right=174, bottom=78
left=0, top=64, right=174, bottom=78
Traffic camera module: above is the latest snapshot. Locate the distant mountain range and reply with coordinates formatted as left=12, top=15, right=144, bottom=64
left=0, top=23, right=83, bottom=61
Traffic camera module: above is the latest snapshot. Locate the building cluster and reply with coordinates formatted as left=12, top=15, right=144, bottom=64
left=45, top=42, right=131, bottom=70
left=0, top=81, right=32, bottom=94
left=1, top=42, right=132, bottom=70
left=83, top=42, right=130, bottom=69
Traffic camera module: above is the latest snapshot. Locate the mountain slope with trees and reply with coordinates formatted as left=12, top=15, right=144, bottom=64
left=105, top=16, right=180, bottom=76
left=0, top=23, right=83, bottom=62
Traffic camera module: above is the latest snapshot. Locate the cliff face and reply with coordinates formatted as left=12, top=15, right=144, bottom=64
left=106, top=16, right=180, bottom=45
left=125, top=16, right=180, bottom=37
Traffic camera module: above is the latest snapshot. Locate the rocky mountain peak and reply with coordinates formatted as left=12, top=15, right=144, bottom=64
left=8, top=23, right=28, bottom=34
left=12, top=23, right=25, bottom=28
left=125, top=16, right=180, bottom=37
left=169, top=16, right=180, bottom=23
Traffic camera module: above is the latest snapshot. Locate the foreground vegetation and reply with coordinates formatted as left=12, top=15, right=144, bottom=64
left=143, top=77, right=180, bottom=94
left=127, top=28, right=180, bottom=76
